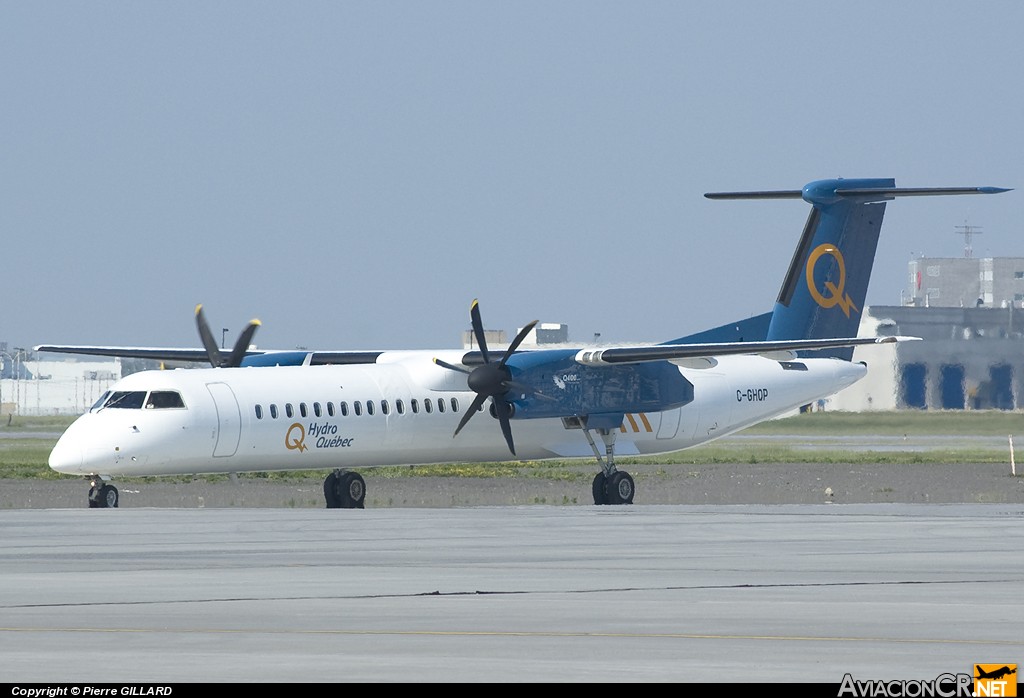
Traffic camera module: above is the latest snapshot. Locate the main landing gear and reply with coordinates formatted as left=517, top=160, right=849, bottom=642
left=323, top=470, right=366, bottom=509
left=583, top=427, right=634, bottom=505
left=87, top=478, right=119, bottom=508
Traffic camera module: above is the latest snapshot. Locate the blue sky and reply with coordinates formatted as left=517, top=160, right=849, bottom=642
left=2, top=1, right=1020, bottom=352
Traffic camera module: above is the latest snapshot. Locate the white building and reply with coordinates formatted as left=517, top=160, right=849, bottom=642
left=1, top=356, right=122, bottom=416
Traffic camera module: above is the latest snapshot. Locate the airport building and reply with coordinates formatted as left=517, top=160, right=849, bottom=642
left=0, top=351, right=121, bottom=417
left=905, top=255, right=1024, bottom=309
left=831, top=255, right=1024, bottom=411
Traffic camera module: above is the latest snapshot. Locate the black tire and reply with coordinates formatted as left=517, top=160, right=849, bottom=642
left=606, top=471, right=635, bottom=505
left=323, top=472, right=341, bottom=509
left=592, top=472, right=607, bottom=505
left=340, top=472, right=366, bottom=509
left=99, top=484, right=119, bottom=508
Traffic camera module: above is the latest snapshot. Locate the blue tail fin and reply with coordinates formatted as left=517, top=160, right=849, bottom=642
left=700, top=178, right=1009, bottom=359
left=765, top=178, right=892, bottom=357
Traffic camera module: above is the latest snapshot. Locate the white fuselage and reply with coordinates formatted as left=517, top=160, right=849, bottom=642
left=48, top=350, right=865, bottom=478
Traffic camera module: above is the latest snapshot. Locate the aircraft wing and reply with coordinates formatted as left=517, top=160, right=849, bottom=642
left=36, top=336, right=914, bottom=368
left=34, top=345, right=221, bottom=362
left=571, top=335, right=916, bottom=365
left=33, top=344, right=385, bottom=367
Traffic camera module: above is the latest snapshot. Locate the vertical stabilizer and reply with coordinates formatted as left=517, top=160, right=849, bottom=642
left=765, top=178, right=891, bottom=358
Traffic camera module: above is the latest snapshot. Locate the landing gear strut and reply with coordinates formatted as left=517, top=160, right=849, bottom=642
left=87, top=478, right=119, bottom=508
left=583, top=427, right=634, bottom=505
left=324, top=470, right=366, bottom=509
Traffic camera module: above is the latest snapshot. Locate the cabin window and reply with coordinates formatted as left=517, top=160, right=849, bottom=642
left=340, top=401, right=349, bottom=417
left=381, top=400, right=389, bottom=415
left=354, top=401, right=362, bottom=416
left=424, top=399, right=433, bottom=414
left=327, top=402, right=335, bottom=417
left=299, top=403, right=308, bottom=418
left=366, top=400, right=375, bottom=416
left=255, top=405, right=263, bottom=420
left=313, top=402, right=322, bottom=418
left=437, top=398, right=445, bottom=413
left=102, top=391, right=147, bottom=409
left=270, top=404, right=279, bottom=419
left=450, top=398, right=459, bottom=412
left=285, top=403, right=294, bottom=418
left=411, top=399, right=419, bottom=414
left=395, top=399, right=405, bottom=415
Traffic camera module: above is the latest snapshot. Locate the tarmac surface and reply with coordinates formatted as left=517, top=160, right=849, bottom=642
left=2, top=471, right=1024, bottom=683
left=3, top=459, right=1024, bottom=683
left=4, top=459, right=1024, bottom=510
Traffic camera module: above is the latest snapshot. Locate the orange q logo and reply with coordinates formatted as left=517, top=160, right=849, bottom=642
left=805, top=243, right=858, bottom=318
left=285, top=423, right=307, bottom=452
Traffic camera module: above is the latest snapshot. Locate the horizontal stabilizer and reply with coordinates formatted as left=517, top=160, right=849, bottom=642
left=705, top=185, right=1010, bottom=201
left=704, top=190, right=804, bottom=200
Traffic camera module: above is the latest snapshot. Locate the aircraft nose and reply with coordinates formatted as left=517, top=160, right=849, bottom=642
left=48, top=434, right=84, bottom=474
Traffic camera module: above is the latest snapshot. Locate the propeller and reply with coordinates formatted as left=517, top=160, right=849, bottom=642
left=195, top=304, right=262, bottom=368
left=434, top=300, right=537, bottom=455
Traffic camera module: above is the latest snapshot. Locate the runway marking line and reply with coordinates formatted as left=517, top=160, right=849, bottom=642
left=0, top=626, right=1020, bottom=646
left=2, top=576, right=1016, bottom=611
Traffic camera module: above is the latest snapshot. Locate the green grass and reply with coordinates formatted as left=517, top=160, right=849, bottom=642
left=0, top=415, right=76, bottom=431
left=1, top=410, right=1020, bottom=481
left=624, top=445, right=1010, bottom=465
left=0, top=439, right=66, bottom=479
left=743, top=410, right=1023, bottom=436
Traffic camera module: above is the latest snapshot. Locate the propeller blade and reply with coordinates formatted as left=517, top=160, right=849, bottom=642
left=498, top=319, right=538, bottom=369
left=453, top=392, right=489, bottom=437
left=493, top=398, right=516, bottom=455
left=469, top=299, right=490, bottom=364
left=433, top=358, right=471, bottom=375
left=225, top=319, right=261, bottom=368
left=195, top=304, right=223, bottom=367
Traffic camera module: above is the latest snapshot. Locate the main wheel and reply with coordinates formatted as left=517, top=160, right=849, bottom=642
left=339, top=472, right=366, bottom=509
left=605, top=471, right=634, bottom=505
left=592, top=472, right=607, bottom=505
left=323, top=472, right=341, bottom=508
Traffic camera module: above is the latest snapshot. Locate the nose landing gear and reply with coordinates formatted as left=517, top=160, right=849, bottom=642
left=87, top=479, right=119, bottom=508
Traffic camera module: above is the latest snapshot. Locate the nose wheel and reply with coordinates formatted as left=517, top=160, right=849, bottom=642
left=87, top=480, right=119, bottom=508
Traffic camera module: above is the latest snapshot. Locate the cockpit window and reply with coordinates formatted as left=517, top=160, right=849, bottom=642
left=102, top=391, right=148, bottom=409
left=146, top=391, right=186, bottom=409
left=90, top=391, right=111, bottom=412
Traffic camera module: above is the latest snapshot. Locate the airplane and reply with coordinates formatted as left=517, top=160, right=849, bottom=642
left=975, top=666, right=1016, bottom=681
left=38, top=177, right=1009, bottom=509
